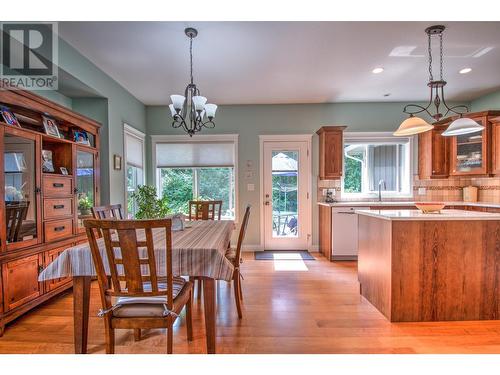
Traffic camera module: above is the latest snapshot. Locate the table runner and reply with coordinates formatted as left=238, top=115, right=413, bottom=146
left=38, top=220, right=235, bottom=282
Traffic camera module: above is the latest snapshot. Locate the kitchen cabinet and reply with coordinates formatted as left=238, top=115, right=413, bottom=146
left=318, top=205, right=332, bottom=260
left=490, top=116, right=500, bottom=175
left=418, top=124, right=450, bottom=179
left=316, top=126, right=346, bottom=180
left=445, top=111, right=500, bottom=176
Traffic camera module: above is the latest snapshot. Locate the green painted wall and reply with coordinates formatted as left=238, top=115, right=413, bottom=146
left=33, top=89, right=73, bottom=109
left=28, top=38, right=147, bottom=206
left=471, top=90, right=500, bottom=112
left=146, top=102, right=467, bottom=248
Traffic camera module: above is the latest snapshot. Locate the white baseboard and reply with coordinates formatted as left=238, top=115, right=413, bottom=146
left=238, top=244, right=319, bottom=252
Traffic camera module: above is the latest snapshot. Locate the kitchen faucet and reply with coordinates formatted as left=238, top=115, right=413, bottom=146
left=378, top=179, right=386, bottom=202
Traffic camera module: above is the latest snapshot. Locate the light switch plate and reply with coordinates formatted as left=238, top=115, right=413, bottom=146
left=247, top=183, right=255, bottom=191
left=418, top=187, right=426, bottom=195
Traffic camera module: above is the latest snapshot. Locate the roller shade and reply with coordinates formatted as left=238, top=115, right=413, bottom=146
left=156, top=142, right=235, bottom=168
left=125, top=133, right=144, bottom=168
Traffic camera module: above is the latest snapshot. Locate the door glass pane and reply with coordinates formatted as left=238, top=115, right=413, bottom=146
left=456, top=128, right=483, bottom=172
left=4, top=134, right=38, bottom=244
left=76, top=150, right=95, bottom=228
left=272, top=151, right=298, bottom=238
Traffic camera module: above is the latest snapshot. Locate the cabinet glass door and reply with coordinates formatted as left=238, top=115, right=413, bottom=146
left=454, top=124, right=484, bottom=173
left=4, top=132, right=39, bottom=247
left=75, top=149, right=95, bottom=230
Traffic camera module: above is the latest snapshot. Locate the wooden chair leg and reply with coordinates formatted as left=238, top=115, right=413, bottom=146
left=167, top=317, right=174, bottom=354
left=197, top=279, right=203, bottom=300
left=186, top=291, right=193, bottom=341
left=238, top=275, right=243, bottom=301
left=134, top=328, right=141, bottom=341
left=233, top=270, right=243, bottom=319
left=104, top=319, right=115, bottom=354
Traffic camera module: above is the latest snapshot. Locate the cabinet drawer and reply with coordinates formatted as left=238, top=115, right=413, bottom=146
left=2, top=254, right=43, bottom=311
left=43, top=198, right=74, bottom=219
left=43, top=175, right=73, bottom=197
left=44, top=218, right=73, bottom=242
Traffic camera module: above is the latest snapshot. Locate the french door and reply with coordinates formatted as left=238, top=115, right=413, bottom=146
left=262, top=139, right=311, bottom=250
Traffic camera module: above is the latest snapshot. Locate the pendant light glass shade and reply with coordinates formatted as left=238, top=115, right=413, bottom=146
left=393, top=116, right=433, bottom=136
left=170, top=95, right=185, bottom=110
left=441, top=117, right=484, bottom=137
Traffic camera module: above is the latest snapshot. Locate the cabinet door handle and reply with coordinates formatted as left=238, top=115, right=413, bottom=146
left=54, top=226, right=66, bottom=232
left=53, top=204, right=65, bottom=209
left=53, top=183, right=64, bottom=188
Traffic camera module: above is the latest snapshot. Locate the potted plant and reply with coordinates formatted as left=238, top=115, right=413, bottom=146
left=78, top=195, right=93, bottom=216
left=131, top=185, right=170, bottom=219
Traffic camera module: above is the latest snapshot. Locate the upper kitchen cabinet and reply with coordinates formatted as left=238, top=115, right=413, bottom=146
left=490, top=115, right=500, bottom=175
left=316, top=126, right=347, bottom=180
left=418, top=123, right=450, bottom=179
left=447, top=111, right=500, bottom=176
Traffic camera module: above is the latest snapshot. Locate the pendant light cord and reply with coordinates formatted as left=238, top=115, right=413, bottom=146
left=189, top=35, right=194, bottom=85
left=428, top=31, right=433, bottom=82
left=439, top=33, right=444, bottom=81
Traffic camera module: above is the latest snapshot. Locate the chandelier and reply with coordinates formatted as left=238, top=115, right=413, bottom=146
left=394, top=25, right=483, bottom=137
left=169, top=27, right=217, bottom=137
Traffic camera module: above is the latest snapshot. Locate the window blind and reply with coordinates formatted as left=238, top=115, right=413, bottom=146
left=156, top=142, right=235, bottom=168
left=125, top=133, right=144, bottom=168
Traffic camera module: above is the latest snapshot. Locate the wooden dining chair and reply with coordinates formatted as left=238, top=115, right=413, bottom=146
left=189, top=200, right=223, bottom=221
left=91, top=204, right=124, bottom=238
left=91, top=204, right=124, bottom=220
left=84, top=218, right=193, bottom=354
left=6, top=202, right=29, bottom=243
left=225, top=204, right=251, bottom=319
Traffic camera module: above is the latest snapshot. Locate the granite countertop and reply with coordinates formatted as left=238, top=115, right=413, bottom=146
left=355, top=209, right=500, bottom=221
left=317, top=201, right=500, bottom=209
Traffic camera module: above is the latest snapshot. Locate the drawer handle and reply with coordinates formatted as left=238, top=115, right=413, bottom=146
left=54, top=226, right=66, bottom=232
left=53, top=204, right=65, bottom=209
left=53, top=183, right=64, bottom=188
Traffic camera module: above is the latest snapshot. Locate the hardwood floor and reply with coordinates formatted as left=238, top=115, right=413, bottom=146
left=1, top=252, right=500, bottom=354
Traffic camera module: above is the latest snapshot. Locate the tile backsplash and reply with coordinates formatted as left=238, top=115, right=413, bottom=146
left=412, top=175, right=500, bottom=203
left=317, top=176, right=500, bottom=203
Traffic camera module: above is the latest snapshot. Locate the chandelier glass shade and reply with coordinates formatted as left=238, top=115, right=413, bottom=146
left=442, top=117, right=485, bottom=136
left=169, top=28, right=217, bottom=136
left=395, top=25, right=481, bottom=137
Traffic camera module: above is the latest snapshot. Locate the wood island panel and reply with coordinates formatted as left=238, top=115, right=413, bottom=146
left=358, top=216, right=500, bottom=322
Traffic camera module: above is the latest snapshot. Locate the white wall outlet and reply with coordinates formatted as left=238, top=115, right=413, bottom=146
left=418, top=187, right=426, bottom=195
left=322, top=189, right=327, bottom=196
left=247, top=183, right=255, bottom=191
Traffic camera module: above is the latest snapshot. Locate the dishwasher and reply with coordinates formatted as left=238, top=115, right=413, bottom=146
left=331, top=206, right=369, bottom=260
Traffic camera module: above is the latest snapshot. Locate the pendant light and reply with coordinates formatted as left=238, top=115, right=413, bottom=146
left=442, top=116, right=484, bottom=136
left=395, top=25, right=481, bottom=137
left=393, top=115, right=433, bottom=136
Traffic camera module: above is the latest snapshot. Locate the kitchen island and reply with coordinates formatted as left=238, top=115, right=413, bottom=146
left=356, top=209, right=500, bottom=322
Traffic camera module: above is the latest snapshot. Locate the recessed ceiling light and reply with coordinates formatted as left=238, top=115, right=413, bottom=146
left=372, top=67, right=384, bottom=74
left=384, top=93, right=391, bottom=97
left=459, top=68, right=472, bottom=74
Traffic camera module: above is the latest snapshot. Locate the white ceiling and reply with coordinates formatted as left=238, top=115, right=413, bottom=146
left=58, top=21, right=500, bottom=105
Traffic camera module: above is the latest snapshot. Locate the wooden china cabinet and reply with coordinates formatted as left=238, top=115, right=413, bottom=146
left=0, top=88, right=101, bottom=336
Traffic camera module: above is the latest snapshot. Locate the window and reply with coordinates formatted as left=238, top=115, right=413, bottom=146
left=154, top=136, right=237, bottom=220
left=124, top=125, right=145, bottom=218
left=342, top=133, right=412, bottom=197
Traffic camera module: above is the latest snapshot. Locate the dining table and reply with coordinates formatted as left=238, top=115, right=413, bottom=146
left=38, top=220, right=235, bottom=354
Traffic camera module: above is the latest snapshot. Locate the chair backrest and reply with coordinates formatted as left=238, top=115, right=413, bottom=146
left=234, top=205, right=251, bottom=266
left=84, top=218, right=174, bottom=312
left=188, top=200, right=222, bottom=221
left=91, top=204, right=124, bottom=220
left=6, top=201, right=29, bottom=243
